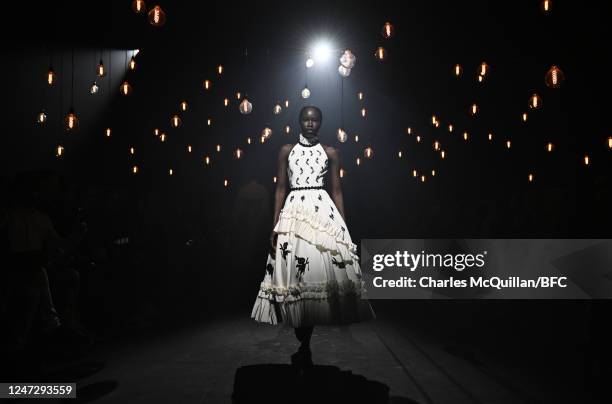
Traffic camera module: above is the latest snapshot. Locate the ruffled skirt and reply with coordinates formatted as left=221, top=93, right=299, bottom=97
left=251, top=189, right=375, bottom=327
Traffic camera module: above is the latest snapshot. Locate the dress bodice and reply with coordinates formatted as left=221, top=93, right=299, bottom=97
left=288, top=134, right=328, bottom=189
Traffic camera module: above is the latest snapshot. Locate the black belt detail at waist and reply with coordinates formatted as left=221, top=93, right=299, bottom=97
left=289, top=185, right=325, bottom=192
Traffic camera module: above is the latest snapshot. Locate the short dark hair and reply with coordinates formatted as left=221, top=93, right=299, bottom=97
left=299, top=105, right=322, bottom=120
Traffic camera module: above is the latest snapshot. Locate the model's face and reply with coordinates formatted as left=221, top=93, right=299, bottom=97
left=299, top=108, right=322, bottom=138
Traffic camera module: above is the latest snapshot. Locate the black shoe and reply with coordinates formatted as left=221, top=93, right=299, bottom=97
left=291, top=347, right=313, bottom=368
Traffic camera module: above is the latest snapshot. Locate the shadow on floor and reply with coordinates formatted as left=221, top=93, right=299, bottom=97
left=232, top=363, right=417, bottom=404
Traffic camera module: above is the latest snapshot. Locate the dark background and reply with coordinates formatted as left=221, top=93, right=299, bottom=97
left=1, top=0, right=611, bottom=394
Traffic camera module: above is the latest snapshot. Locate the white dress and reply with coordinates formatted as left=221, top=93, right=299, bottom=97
left=251, top=134, right=376, bottom=327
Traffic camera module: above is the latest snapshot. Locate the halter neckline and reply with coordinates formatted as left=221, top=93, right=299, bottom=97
left=299, top=133, right=319, bottom=147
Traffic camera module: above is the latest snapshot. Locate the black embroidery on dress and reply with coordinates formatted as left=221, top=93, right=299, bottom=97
left=266, top=263, right=274, bottom=276
left=296, top=177, right=300, bottom=185
left=324, top=159, right=328, bottom=167
left=330, top=206, right=334, bottom=212
left=329, top=213, right=334, bottom=220
left=332, top=257, right=346, bottom=269
left=341, top=226, right=345, bottom=232
left=318, top=194, right=322, bottom=201
left=280, top=242, right=291, bottom=260
left=295, top=256, right=310, bottom=280
left=316, top=149, right=322, bottom=156
left=296, top=158, right=299, bottom=165
left=301, top=150, right=305, bottom=156
left=315, top=157, right=319, bottom=164
left=300, top=195, right=305, bottom=201
left=305, top=177, right=310, bottom=184
left=305, top=158, right=310, bottom=166
left=315, top=205, right=319, bottom=212
left=299, top=167, right=304, bottom=175
left=310, top=167, right=315, bottom=174
left=290, top=195, right=294, bottom=202
left=290, top=150, right=295, bottom=156
left=310, top=150, right=313, bottom=156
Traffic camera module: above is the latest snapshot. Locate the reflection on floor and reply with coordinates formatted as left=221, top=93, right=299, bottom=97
left=10, top=312, right=594, bottom=403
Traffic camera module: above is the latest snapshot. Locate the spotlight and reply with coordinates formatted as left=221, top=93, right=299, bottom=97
left=312, top=41, right=332, bottom=62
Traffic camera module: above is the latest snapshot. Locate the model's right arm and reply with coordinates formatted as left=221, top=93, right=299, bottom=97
left=270, top=144, right=293, bottom=252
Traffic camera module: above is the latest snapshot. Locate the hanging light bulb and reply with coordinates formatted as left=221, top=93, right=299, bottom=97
left=55, top=144, right=64, bottom=157
left=224, top=179, right=229, bottom=187
left=406, top=127, right=412, bottom=135
left=470, top=103, right=478, bottom=116
left=340, top=168, right=345, bottom=178
left=546, top=142, right=554, bottom=152
left=354, top=134, right=359, bottom=142
left=132, top=165, right=139, bottom=174
left=435, top=121, right=440, bottom=128
left=169, top=168, right=173, bottom=176
left=235, top=148, right=243, bottom=159
left=607, top=137, right=612, bottom=149
left=261, top=127, right=273, bottom=140
left=90, top=81, right=99, bottom=94
left=479, top=61, right=489, bottom=77
left=236, top=91, right=241, bottom=99
left=454, top=64, right=462, bottom=77
left=421, top=175, right=427, bottom=183
left=448, top=124, right=454, bottom=132
left=374, top=46, right=386, bottom=61
left=47, top=68, right=55, bottom=86
left=129, top=147, right=135, bottom=155
left=488, top=133, right=493, bottom=141
left=217, top=65, right=223, bottom=75
left=285, top=99, right=289, bottom=108
left=160, top=133, right=166, bottom=142
left=541, top=0, right=552, bottom=13
left=431, top=169, right=436, bottom=177
left=179, top=100, right=188, bottom=111
left=154, top=128, right=160, bottom=136
left=207, top=118, right=212, bottom=126
left=529, top=94, right=542, bottom=110
left=273, top=176, right=277, bottom=183
left=398, top=150, right=403, bottom=158
left=187, top=145, right=192, bottom=153
left=522, top=112, right=528, bottom=122
left=340, top=49, right=357, bottom=69
left=356, top=157, right=361, bottom=166
left=583, top=155, right=590, bottom=165
left=440, top=150, right=446, bottom=159
left=338, top=65, right=351, bottom=77
left=357, top=91, right=364, bottom=100
left=545, top=65, right=565, bottom=88
left=528, top=173, right=535, bottom=182
left=337, top=128, right=347, bottom=143
left=382, top=22, right=394, bottom=38
left=416, top=135, right=421, bottom=143
left=273, top=103, right=282, bottom=115
left=203, top=80, right=211, bottom=90
left=97, top=60, right=105, bottom=77
left=247, top=137, right=252, bottom=144
left=431, top=115, right=438, bottom=125
left=216, top=144, right=222, bottom=152
left=204, top=156, right=211, bottom=165
left=148, top=5, right=166, bottom=27
left=306, top=57, right=314, bottom=68
left=132, top=0, right=146, bottom=13
left=105, top=128, right=112, bottom=137
left=360, top=108, right=366, bottom=117
left=506, top=140, right=512, bottom=149
left=37, top=109, right=47, bottom=124
left=223, top=98, right=229, bottom=107
left=364, top=146, right=374, bottom=159
left=239, top=98, right=253, bottom=114
left=171, top=114, right=181, bottom=128
left=284, top=125, right=291, bottom=134
left=477, top=74, right=484, bottom=83
left=64, top=108, right=78, bottom=131
left=301, top=86, right=311, bottom=99
left=463, top=132, right=469, bottom=141
left=412, top=169, right=418, bottom=177
left=120, top=81, right=132, bottom=96
left=433, top=140, right=440, bottom=151
left=129, top=56, right=137, bottom=70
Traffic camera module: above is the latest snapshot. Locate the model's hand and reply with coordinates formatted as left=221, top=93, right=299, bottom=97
left=269, top=232, right=278, bottom=259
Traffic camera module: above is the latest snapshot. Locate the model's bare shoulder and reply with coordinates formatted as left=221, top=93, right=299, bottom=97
left=323, top=145, right=340, bottom=161
left=279, top=143, right=294, bottom=158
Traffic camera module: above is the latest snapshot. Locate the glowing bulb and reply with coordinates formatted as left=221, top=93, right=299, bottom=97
left=247, top=137, right=252, bottom=144
left=338, top=65, right=351, bottom=77
left=470, top=103, right=478, bottom=116
left=239, top=98, right=253, bottom=114
left=479, top=61, right=489, bottom=77
left=64, top=109, right=78, bottom=131
left=407, top=127, right=412, bottom=135
left=463, top=132, right=469, bottom=141
left=90, top=81, right=99, bottom=94
left=412, top=169, right=418, bottom=177
left=285, top=100, right=289, bottom=108
left=97, top=61, right=105, bottom=77
left=521, top=112, right=528, bottom=122
left=398, top=150, right=403, bottom=158
left=477, top=75, right=484, bottom=83
left=160, top=133, right=166, bottom=142
left=608, top=137, right=612, bottom=149
left=431, top=170, right=436, bottom=177
left=169, top=168, right=173, bottom=176
left=454, top=64, right=462, bottom=77
left=203, top=80, right=211, bottom=90
left=337, top=128, right=347, bottom=143
left=545, top=65, right=565, bottom=88
left=180, top=100, right=188, bottom=111
left=547, top=142, right=554, bottom=152
left=448, top=124, right=453, bottom=132
left=301, top=86, right=311, bottom=99
left=375, top=46, right=386, bottom=61
left=217, top=65, right=223, bottom=75
left=55, top=144, right=64, bottom=157
left=187, top=145, right=192, bottom=153
left=204, top=156, right=211, bottom=165
left=105, top=128, right=112, bottom=137
left=132, top=165, right=139, bottom=174
left=129, top=56, right=137, bottom=71
left=358, top=91, right=364, bottom=100
left=584, top=155, right=590, bottom=165
left=340, top=168, right=345, bottom=178
left=130, top=147, right=135, bottom=155
left=433, top=140, right=440, bottom=151
left=216, top=144, right=222, bottom=152
left=528, top=173, right=534, bottom=182
left=421, top=175, right=426, bottom=183
left=440, top=150, right=446, bottom=159
left=273, top=104, right=282, bottom=115
left=224, top=98, right=229, bottom=107
left=529, top=94, right=542, bottom=110
left=262, top=127, right=273, bottom=140
left=488, top=133, right=493, bottom=141
left=354, top=135, right=359, bottom=142
left=37, top=110, right=47, bottom=124
left=47, top=69, right=55, bottom=85
left=148, top=5, right=166, bottom=27
left=273, top=176, right=277, bottom=183
left=416, top=135, right=421, bottom=143
left=235, top=148, right=243, bottom=159
left=224, top=179, right=229, bottom=187
left=236, top=92, right=241, bottom=99
left=431, top=115, right=438, bottom=125
left=313, top=42, right=332, bottom=62
left=364, top=146, right=373, bottom=159
left=154, top=128, right=160, bottom=136
left=382, top=22, right=394, bottom=38
left=360, top=108, right=366, bottom=117
left=506, top=140, right=512, bottom=149
left=356, top=157, right=361, bottom=166
left=132, top=0, right=146, bottom=13
left=207, top=118, right=212, bottom=126
left=284, top=125, right=291, bottom=134
left=541, top=0, right=552, bottom=13
left=120, top=81, right=133, bottom=96
left=306, top=57, right=314, bottom=68
left=171, top=114, right=181, bottom=128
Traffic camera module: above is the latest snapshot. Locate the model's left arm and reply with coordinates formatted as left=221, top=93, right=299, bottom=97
left=327, top=146, right=346, bottom=222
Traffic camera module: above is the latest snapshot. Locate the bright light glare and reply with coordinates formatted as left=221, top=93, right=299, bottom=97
left=133, top=49, right=140, bottom=56
left=312, top=42, right=332, bottom=62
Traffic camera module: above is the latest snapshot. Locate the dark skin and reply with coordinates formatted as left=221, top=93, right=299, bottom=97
left=269, top=106, right=346, bottom=257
